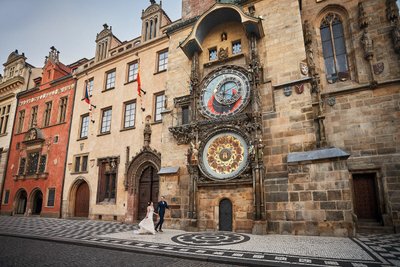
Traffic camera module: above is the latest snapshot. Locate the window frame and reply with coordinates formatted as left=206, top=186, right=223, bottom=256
left=17, top=110, right=25, bottom=134
left=0, top=104, right=11, bottom=134
left=58, top=96, right=68, bottom=123
left=73, top=154, right=89, bottom=174
left=85, top=78, right=94, bottom=97
left=43, top=101, right=52, bottom=127
left=100, top=107, right=112, bottom=134
left=209, top=47, right=217, bottom=61
left=97, top=158, right=118, bottom=203
left=122, top=100, right=136, bottom=130
left=157, top=50, right=168, bottom=72
left=154, top=92, right=165, bottom=123
left=127, top=61, right=139, bottom=83
left=79, top=113, right=90, bottom=139
left=3, top=190, right=10, bottom=204
left=232, top=40, right=242, bottom=55
left=46, top=188, right=56, bottom=207
left=104, top=69, right=116, bottom=91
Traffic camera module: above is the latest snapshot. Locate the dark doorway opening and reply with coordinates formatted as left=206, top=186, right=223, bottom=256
left=219, top=198, right=233, bottom=231
left=32, top=190, right=43, bottom=215
left=353, top=173, right=380, bottom=221
left=16, top=190, right=27, bottom=215
left=138, top=166, right=159, bottom=220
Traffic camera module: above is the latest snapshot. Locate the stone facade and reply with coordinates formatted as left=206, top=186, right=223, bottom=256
left=0, top=51, right=41, bottom=208
left=0, top=47, right=78, bottom=218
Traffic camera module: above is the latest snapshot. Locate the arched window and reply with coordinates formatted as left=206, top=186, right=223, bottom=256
left=320, top=13, right=349, bottom=83
left=145, top=22, right=149, bottom=41
left=149, top=20, right=153, bottom=40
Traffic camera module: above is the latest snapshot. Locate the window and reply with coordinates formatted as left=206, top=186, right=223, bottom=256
left=30, top=106, right=38, bottom=128
left=154, top=93, right=165, bottom=122
left=209, top=47, right=217, bottom=61
left=123, top=101, right=136, bottom=129
left=182, top=105, right=190, bottom=125
left=58, top=97, right=68, bottom=123
left=0, top=104, right=11, bottom=134
left=86, top=78, right=94, bottom=97
left=97, top=158, right=118, bottom=203
left=127, top=62, right=138, bottom=82
left=38, top=155, right=47, bottom=173
left=157, top=50, right=168, bottom=72
left=232, top=40, right=242, bottom=54
left=8, top=67, right=15, bottom=78
left=105, top=69, right=116, bottom=90
left=17, top=110, right=25, bottom=133
left=3, top=190, right=9, bottom=204
left=320, top=13, right=349, bottom=83
left=43, top=101, right=52, bottom=127
left=47, top=188, right=55, bottom=207
left=74, top=155, right=88, bottom=173
left=18, top=158, right=26, bottom=175
left=26, top=152, right=39, bottom=175
left=100, top=108, right=112, bottom=133
left=80, top=114, right=89, bottom=138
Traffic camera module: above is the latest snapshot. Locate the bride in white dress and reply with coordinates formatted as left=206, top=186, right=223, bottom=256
left=135, top=201, right=158, bottom=235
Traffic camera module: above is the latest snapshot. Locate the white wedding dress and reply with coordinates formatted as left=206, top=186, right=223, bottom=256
left=135, top=206, right=156, bottom=235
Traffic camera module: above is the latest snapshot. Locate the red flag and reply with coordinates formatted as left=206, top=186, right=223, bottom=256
left=137, top=71, right=141, bottom=97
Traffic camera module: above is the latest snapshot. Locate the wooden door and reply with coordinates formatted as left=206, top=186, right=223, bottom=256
left=75, top=182, right=89, bottom=217
left=138, top=166, right=159, bottom=220
left=219, top=199, right=233, bottom=231
left=16, top=191, right=27, bottom=214
left=353, top=173, right=379, bottom=220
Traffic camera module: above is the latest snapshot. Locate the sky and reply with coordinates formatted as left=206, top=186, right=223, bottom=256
left=0, top=0, right=182, bottom=68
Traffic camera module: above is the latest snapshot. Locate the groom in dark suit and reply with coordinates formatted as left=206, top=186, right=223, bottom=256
left=155, top=196, right=169, bottom=232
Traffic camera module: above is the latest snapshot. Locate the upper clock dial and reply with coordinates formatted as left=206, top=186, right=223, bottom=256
left=199, top=68, right=250, bottom=118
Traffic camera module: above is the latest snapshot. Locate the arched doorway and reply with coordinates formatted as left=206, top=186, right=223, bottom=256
left=138, top=165, right=159, bottom=220
left=31, top=190, right=43, bottom=215
left=75, top=181, right=89, bottom=217
left=219, top=198, right=233, bottom=231
left=15, top=190, right=27, bottom=215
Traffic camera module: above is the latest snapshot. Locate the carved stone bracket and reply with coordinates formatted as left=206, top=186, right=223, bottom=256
left=169, top=124, right=194, bottom=144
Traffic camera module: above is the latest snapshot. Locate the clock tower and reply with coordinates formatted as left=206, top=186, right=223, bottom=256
left=169, top=2, right=266, bottom=233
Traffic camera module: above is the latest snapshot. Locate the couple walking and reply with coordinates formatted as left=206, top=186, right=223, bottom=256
left=136, top=196, right=169, bottom=235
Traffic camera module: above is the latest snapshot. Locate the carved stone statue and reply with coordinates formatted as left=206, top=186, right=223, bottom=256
left=361, top=29, right=374, bottom=60
left=392, top=24, right=400, bottom=53
left=29, top=129, right=37, bottom=140
left=190, top=140, right=201, bottom=165
left=218, top=47, right=228, bottom=60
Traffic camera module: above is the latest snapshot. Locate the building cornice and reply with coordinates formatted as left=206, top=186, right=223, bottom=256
left=0, top=76, right=25, bottom=98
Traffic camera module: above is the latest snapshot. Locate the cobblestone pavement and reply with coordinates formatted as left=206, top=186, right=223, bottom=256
left=0, top=216, right=399, bottom=266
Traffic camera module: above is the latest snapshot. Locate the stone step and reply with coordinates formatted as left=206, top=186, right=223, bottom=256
left=357, top=225, right=395, bottom=234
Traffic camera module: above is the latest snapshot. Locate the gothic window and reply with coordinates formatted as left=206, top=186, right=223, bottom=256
left=181, top=105, right=190, bottom=125
left=209, top=47, right=217, bottom=61
left=105, top=69, right=116, bottom=90
left=100, top=108, right=112, bottom=133
left=58, top=97, right=68, bottom=123
left=43, top=101, right=52, bottom=127
left=150, top=20, right=153, bottom=40
left=123, top=101, right=136, bottom=129
left=26, top=152, right=39, bottom=175
left=46, top=188, right=55, bottom=207
left=85, top=78, right=94, bottom=97
left=97, top=159, right=118, bottom=203
left=154, top=92, right=165, bottom=122
left=232, top=40, right=242, bottom=54
left=145, top=22, right=149, bottom=41
left=320, top=13, right=349, bottom=83
left=0, top=104, right=11, bottom=134
left=18, top=158, right=26, bottom=175
left=127, top=61, right=139, bottom=82
left=157, top=50, right=168, bottom=72
left=30, top=106, right=38, bottom=128
left=80, top=114, right=89, bottom=139
left=17, top=110, right=25, bottom=133
left=38, top=155, right=47, bottom=173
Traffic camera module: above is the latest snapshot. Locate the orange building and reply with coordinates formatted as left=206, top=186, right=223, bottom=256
left=0, top=47, right=83, bottom=217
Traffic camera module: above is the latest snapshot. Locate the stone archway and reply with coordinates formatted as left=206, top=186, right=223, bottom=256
left=125, top=147, right=161, bottom=222
left=14, top=189, right=27, bottom=215
left=67, top=177, right=90, bottom=218
left=138, top=165, right=159, bottom=220
left=31, top=189, right=43, bottom=215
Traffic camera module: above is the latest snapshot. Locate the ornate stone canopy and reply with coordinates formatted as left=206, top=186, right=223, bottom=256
left=180, top=3, right=264, bottom=58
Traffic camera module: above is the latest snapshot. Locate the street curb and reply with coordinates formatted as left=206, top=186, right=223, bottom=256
left=0, top=232, right=295, bottom=267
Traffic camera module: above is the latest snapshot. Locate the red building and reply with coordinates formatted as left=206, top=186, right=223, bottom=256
left=0, top=47, right=82, bottom=217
